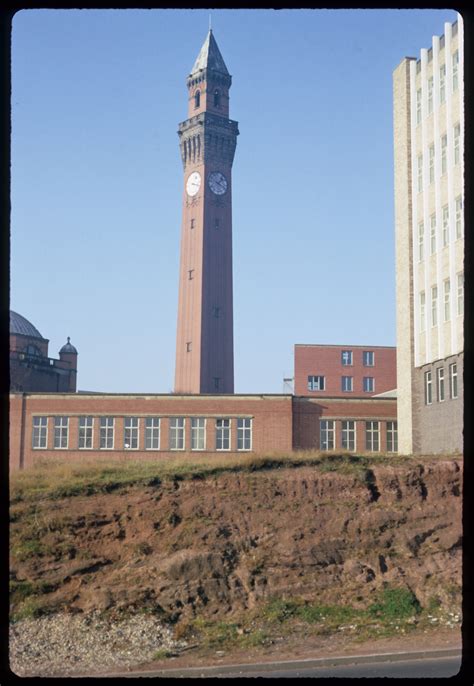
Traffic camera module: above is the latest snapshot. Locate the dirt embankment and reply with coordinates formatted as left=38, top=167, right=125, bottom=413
left=10, top=458, right=462, bottom=624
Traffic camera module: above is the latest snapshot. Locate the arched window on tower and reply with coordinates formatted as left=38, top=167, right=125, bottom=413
left=194, top=90, right=200, bottom=108
left=213, top=89, right=221, bottom=107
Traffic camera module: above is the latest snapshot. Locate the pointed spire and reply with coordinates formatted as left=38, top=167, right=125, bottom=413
left=190, top=30, right=229, bottom=76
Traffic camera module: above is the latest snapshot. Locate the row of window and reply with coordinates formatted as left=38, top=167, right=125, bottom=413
left=320, top=420, right=398, bottom=453
left=308, top=375, right=375, bottom=393
left=194, top=89, right=221, bottom=109
left=419, top=272, right=463, bottom=331
left=32, top=416, right=253, bottom=451
left=339, top=350, right=375, bottom=366
left=190, top=217, right=221, bottom=230
left=416, top=124, right=461, bottom=194
left=417, top=196, right=463, bottom=260
left=424, top=363, right=458, bottom=405
left=415, top=51, right=459, bottom=123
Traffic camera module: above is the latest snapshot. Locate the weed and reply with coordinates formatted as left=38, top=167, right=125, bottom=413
left=152, top=648, right=175, bottom=660
left=368, top=587, right=421, bottom=620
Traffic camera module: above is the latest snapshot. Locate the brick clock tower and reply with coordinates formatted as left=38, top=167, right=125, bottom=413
left=175, top=30, right=239, bottom=394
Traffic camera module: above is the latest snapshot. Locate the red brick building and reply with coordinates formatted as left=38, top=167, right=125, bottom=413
left=294, top=344, right=397, bottom=398
left=9, top=311, right=78, bottom=393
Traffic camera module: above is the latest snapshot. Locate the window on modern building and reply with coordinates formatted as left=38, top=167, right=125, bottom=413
left=441, top=134, right=447, bottom=175
left=169, top=417, right=185, bottom=450
left=320, top=420, right=335, bottom=451
left=430, top=214, right=437, bottom=254
left=457, top=272, right=464, bottom=316
left=341, top=376, right=353, bottom=392
left=417, top=154, right=423, bottom=193
left=54, top=416, right=69, bottom=449
left=418, top=221, right=424, bottom=261
left=191, top=417, right=206, bottom=450
left=454, top=123, right=460, bottom=165
left=443, top=279, right=451, bottom=322
left=424, top=371, right=433, bottom=405
left=437, top=367, right=445, bottom=402
left=124, top=417, right=139, bottom=450
left=365, top=421, right=380, bottom=452
left=363, top=377, right=375, bottom=393
left=341, top=350, right=352, bottom=366
left=237, top=418, right=252, bottom=451
left=188, top=269, right=194, bottom=280
left=449, top=363, right=458, bottom=399
left=190, top=218, right=195, bottom=229
left=362, top=351, right=375, bottom=367
left=194, top=90, right=200, bottom=108
left=416, top=88, right=422, bottom=124
left=216, top=418, right=231, bottom=451
left=420, top=291, right=426, bottom=332
left=386, top=421, right=398, bottom=453
left=186, top=342, right=192, bottom=352
left=429, top=145, right=435, bottom=184
left=78, top=416, right=93, bottom=449
left=431, top=286, right=438, bottom=327
left=145, top=417, right=160, bottom=450
left=455, top=196, right=463, bottom=239
left=32, top=416, right=48, bottom=449
left=213, top=89, right=221, bottom=107
left=439, top=64, right=446, bottom=103
left=307, top=375, right=325, bottom=391
left=452, top=50, right=459, bottom=91
left=442, top=205, right=449, bottom=246
left=341, top=420, right=356, bottom=451
left=100, top=417, right=114, bottom=449
left=427, top=76, right=434, bottom=114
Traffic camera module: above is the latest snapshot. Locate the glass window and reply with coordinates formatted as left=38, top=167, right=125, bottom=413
left=416, top=88, right=422, bottom=124
left=54, top=416, right=68, bottom=449
left=452, top=50, right=459, bottom=91
left=100, top=417, right=114, bottom=449
left=440, top=64, right=446, bottom=103
left=454, top=123, right=460, bottom=165
left=363, top=351, right=374, bottom=367
left=216, top=418, right=231, bottom=451
left=437, top=367, right=445, bottom=402
left=443, top=279, right=451, bottom=322
left=169, top=417, right=185, bottom=450
left=457, top=273, right=464, bottom=316
left=442, top=205, right=449, bottom=247
left=341, top=420, right=356, bottom=451
left=441, top=134, right=447, bottom=175
left=363, top=377, right=375, bottom=393
left=79, top=416, right=93, bottom=449
left=237, top=418, right=252, bottom=451
left=430, top=214, right=437, bottom=254
left=194, top=90, right=200, bottom=108
left=320, top=420, right=335, bottom=451
left=213, top=89, right=221, bottom=107
left=307, top=375, right=325, bottom=391
left=386, top=421, right=398, bottom=453
left=425, top=371, right=433, bottom=405
left=418, top=221, right=424, bottom=261
left=420, top=291, right=426, bottom=332
left=429, top=145, right=435, bottom=184
left=341, top=376, right=353, bottom=392
left=455, top=196, right=463, bottom=238
left=417, top=154, right=423, bottom=192
left=365, top=421, right=380, bottom=452
left=431, top=286, right=438, bottom=327
left=341, top=350, right=352, bottom=366
left=145, top=418, right=160, bottom=450
left=124, top=417, right=139, bottom=450
left=449, top=363, right=458, bottom=399
left=32, top=416, right=48, bottom=449
left=191, top=417, right=206, bottom=451
left=427, top=76, right=433, bottom=114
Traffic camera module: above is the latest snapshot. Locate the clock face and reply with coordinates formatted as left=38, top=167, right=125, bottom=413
left=186, top=171, right=201, bottom=197
left=208, top=171, right=228, bottom=195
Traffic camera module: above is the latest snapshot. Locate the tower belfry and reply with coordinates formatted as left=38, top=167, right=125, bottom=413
left=174, top=30, right=239, bottom=394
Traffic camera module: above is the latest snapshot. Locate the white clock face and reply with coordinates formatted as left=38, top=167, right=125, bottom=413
left=186, top=171, right=201, bottom=197
left=208, top=171, right=228, bottom=195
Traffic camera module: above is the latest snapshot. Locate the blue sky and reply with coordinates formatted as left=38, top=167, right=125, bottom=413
left=11, top=8, right=459, bottom=393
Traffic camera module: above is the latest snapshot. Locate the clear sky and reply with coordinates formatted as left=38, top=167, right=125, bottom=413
left=11, top=8, right=459, bottom=394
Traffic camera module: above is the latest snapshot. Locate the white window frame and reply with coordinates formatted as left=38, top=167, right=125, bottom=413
left=416, top=88, right=422, bottom=124
left=429, top=145, right=435, bottom=184
left=431, top=286, right=438, bottom=327
left=341, top=350, right=353, bottom=366
left=341, top=420, right=356, bottom=451
left=320, top=420, right=335, bottom=451
left=437, top=367, right=445, bottom=402
left=455, top=196, right=463, bottom=238
left=100, top=417, right=115, bottom=450
left=449, top=363, right=458, bottom=399
left=191, top=417, right=206, bottom=451
left=440, top=63, right=446, bottom=103
left=457, top=273, right=464, bottom=316
left=420, top=291, right=426, bottom=332
left=452, top=50, right=459, bottom=91
left=237, top=418, right=252, bottom=451
left=442, top=205, right=449, bottom=247
left=363, top=377, right=375, bottom=393
left=363, top=350, right=375, bottom=367
left=443, top=279, right=451, bottom=322
left=145, top=417, right=160, bottom=450
left=430, top=214, right=436, bottom=254
left=386, top=421, right=398, bottom=453
left=454, top=123, right=460, bottom=165
left=307, top=375, right=325, bottom=391
left=54, top=416, right=69, bottom=449
left=79, top=416, right=94, bottom=449
left=441, top=134, right=447, bottom=175
left=427, top=76, right=433, bottom=114
left=341, top=376, right=353, bottom=392
left=418, top=221, right=424, bottom=261
left=124, top=417, right=139, bottom=450
left=425, top=371, right=433, bottom=405
left=417, top=154, right=423, bottom=192
left=216, top=418, right=231, bottom=451
left=365, top=421, right=380, bottom=452
left=32, top=416, right=48, bottom=449
left=169, top=417, right=185, bottom=451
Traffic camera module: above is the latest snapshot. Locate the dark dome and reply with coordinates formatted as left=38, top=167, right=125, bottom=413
left=10, top=310, right=44, bottom=339
left=59, top=337, right=78, bottom=354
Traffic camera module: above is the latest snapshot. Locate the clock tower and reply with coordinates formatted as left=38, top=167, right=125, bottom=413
left=175, top=30, right=239, bottom=394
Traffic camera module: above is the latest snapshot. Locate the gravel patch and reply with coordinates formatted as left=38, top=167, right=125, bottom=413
left=9, top=612, right=187, bottom=677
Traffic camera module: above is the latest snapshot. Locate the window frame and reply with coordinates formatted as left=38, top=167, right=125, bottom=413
left=341, top=420, right=356, bottom=451
left=425, top=371, right=433, bottom=405
left=124, top=417, right=139, bottom=450
left=32, top=416, right=48, bottom=449
left=341, top=350, right=353, bottom=366
left=363, top=350, right=375, bottom=367
left=449, top=363, right=458, bottom=399
left=431, top=286, right=438, bottom=327
left=443, top=278, right=451, bottom=322
left=386, top=421, right=398, bottom=453
left=320, top=419, right=335, bottom=451
left=441, top=134, right=447, bottom=175
left=54, top=416, right=69, bottom=449
left=363, top=377, right=375, bottom=393
left=78, top=416, right=94, bottom=450
left=191, top=417, right=206, bottom=451
left=307, top=375, right=325, bottom=391
left=418, top=221, right=424, bottom=261
left=430, top=214, right=437, bottom=254
left=420, top=291, right=426, bottom=332
left=439, top=63, right=446, bottom=103
left=216, top=418, right=231, bottom=451
left=341, top=376, right=353, bottom=393
left=145, top=417, right=161, bottom=450
left=365, top=421, right=380, bottom=452
left=417, top=153, right=423, bottom=192
left=169, top=417, right=185, bottom=451
left=237, top=418, right=252, bottom=451
left=100, top=417, right=115, bottom=450
left=442, top=205, right=449, bottom=247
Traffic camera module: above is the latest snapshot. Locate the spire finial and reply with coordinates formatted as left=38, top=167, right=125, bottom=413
left=209, top=14, right=212, bottom=32
left=67, top=336, right=70, bottom=343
